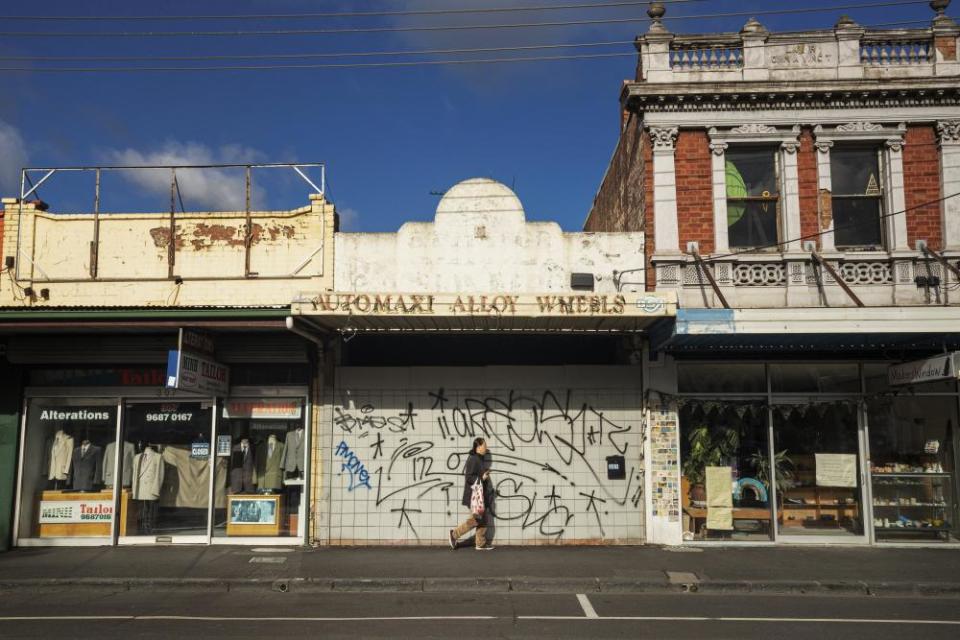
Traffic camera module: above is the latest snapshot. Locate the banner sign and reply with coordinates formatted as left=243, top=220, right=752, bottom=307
left=889, top=353, right=960, bottom=386
left=39, top=500, right=113, bottom=524
left=222, top=399, right=302, bottom=420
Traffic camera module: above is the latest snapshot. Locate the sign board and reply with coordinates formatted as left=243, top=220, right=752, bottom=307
left=38, top=500, right=113, bottom=524
left=191, top=441, right=211, bottom=460
left=223, top=399, right=303, bottom=420
left=815, top=453, right=858, bottom=488
left=302, top=292, right=674, bottom=318
left=888, top=352, right=960, bottom=387
left=166, top=350, right=229, bottom=395
left=216, top=435, right=232, bottom=457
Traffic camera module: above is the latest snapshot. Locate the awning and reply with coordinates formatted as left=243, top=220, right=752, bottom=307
left=652, top=307, right=960, bottom=356
left=290, top=291, right=676, bottom=333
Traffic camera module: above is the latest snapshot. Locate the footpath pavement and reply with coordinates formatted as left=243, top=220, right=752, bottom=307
left=2, top=545, right=960, bottom=597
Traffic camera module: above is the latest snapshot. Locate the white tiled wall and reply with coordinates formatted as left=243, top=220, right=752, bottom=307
left=325, top=366, right=644, bottom=545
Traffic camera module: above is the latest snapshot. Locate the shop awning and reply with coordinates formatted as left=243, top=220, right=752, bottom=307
left=290, top=291, right=676, bottom=333
left=652, top=307, right=960, bottom=356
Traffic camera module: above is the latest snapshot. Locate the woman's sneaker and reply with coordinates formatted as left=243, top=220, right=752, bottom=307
left=475, top=544, right=495, bottom=551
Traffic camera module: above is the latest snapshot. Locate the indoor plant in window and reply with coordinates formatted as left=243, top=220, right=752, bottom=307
left=749, top=449, right=797, bottom=500
left=683, top=424, right=740, bottom=504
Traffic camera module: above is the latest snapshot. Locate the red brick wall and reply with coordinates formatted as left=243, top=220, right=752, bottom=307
left=903, top=125, right=943, bottom=250
left=797, top=127, right=821, bottom=248
left=584, top=112, right=647, bottom=233
left=675, top=130, right=714, bottom=254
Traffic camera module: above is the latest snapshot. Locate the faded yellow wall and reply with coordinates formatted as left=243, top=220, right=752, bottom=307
left=0, top=194, right=335, bottom=307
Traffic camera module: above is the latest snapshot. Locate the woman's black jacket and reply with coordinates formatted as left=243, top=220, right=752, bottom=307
left=461, top=452, right=492, bottom=508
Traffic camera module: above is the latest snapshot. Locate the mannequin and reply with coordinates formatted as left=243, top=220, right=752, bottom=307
left=103, top=441, right=135, bottom=488
left=229, top=438, right=256, bottom=494
left=256, top=434, right=285, bottom=492
left=132, top=446, right=164, bottom=534
left=281, top=427, right=305, bottom=478
left=47, top=429, right=74, bottom=487
left=70, top=438, right=103, bottom=492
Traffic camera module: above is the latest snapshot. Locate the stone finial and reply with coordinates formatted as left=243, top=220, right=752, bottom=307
left=647, top=2, right=668, bottom=34
left=834, top=14, right=859, bottom=29
left=740, top=17, right=767, bottom=35
left=930, top=0, right=956, bottom=26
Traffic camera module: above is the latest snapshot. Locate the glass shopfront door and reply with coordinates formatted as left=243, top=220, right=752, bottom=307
left=118, top=401, right=215, bottom=543
left=773, top=400, right=867, bottom=542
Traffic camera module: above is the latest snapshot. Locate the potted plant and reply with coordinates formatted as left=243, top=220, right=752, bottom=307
left=683, top=424, right=740, bottom=502
left=748, top=449, right=797, bottom=498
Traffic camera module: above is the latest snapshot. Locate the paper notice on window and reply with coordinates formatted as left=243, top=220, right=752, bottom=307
left=705, top=466, right=734, bottom=530
left=815, top=453, right=858, bottom=488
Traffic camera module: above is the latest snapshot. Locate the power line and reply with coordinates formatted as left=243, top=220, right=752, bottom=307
left=699, top=191, right=960, bottom=265
left=0, top=17, right=939, bottom=64
left=0, top=1, right=708, bottom=22
left=0, top=52, right=639, bottom=73
left=0, top=40, right=636, bottom=63
left=0, top=1, right=934, bottom=38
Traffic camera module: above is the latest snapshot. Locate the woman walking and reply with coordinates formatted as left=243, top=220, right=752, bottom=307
left=449, top=437, right=494, bottom=550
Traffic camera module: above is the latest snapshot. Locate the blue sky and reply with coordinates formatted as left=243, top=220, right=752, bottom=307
left=0, top=0, right=951, bottom=231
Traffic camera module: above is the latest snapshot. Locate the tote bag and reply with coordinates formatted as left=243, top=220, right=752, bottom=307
left=470, top=480, right=485, bottom=517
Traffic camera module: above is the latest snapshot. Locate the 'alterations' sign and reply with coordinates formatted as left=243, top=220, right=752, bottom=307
left=305, top=292, right=672, bottom=317
left=889, top=352, right=960, bottom=386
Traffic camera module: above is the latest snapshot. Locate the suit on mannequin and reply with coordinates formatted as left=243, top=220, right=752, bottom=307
left=131, top=447, right=165, bottom=501
left=103, top=441, right=135, bottom=487
left=70, top=441, right=103, bottom=491
left=281, top=428, right=305, bottom=476
left=229, top=439, right=256, bottom=494
left=256, top=435, right=285, bottom=491
left=47, top=430, right=74, bottom=482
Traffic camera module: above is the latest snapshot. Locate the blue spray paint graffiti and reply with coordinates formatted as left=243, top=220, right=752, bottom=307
left=336, top=440, right=372, bottom=491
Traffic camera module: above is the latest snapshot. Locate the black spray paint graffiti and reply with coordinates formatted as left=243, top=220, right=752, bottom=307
left=333, top=389, right=644, bottom=542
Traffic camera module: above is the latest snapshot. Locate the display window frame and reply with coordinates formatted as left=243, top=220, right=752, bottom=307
left=676, top=360, right=960, bottom=548
left=13, top=385, right=310, bottom=548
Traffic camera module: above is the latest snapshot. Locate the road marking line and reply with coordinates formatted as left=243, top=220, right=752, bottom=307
left=576, top=593, right=598, bottom=619
left=517, top=616, right=960, bottom=625
left=0, top=615, right=495, bottom=622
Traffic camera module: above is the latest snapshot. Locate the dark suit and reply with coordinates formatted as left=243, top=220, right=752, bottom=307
left=71, top=444, right=103, bottom=491
left=229, top=444, right=256, bottom=494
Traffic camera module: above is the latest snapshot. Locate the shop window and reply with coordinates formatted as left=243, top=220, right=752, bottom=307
left=678, top=363, right=766, bottom=394
left=213, top=398, right=307, bottom=539
left=774, top=403, right=864, bottom=538
left=17, top=399, right=119, bottom=541
left=831, top=147, right=884, bottom=249
left=679, top=402, right=774, bottom=541
left=867, top=396, right=958, bottom=542
left=725, top=147, right=780, bottom=249
left=120, top=402, right=214, bottom=537
left=769, top=363, right=860, bottom=393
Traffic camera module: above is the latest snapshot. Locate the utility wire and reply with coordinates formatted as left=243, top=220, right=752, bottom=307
left=0, top=52, right=640, bottom=73
left=0, top=1, right=934, bottom=38
left=0, top=1, right=708, bottom=22
left=0, top=17, right=940, bottom=64
left=697, top=191, right=960, bottom=265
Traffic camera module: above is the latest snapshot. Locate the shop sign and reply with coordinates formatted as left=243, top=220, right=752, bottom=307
left=28, top=367, right=166, bottom=387
left=37, top=408, right=113, bottom=422
left=166, top=350, right=230, bottom=395
left=222, top=399, right=302, bottom=420
left=38, top=500, right=113, bottom=524
left=304, top=292, right=673, bottom=317
left=191, top=441, right=210, bottom=459
left=888, top=352, right=960, bottom=386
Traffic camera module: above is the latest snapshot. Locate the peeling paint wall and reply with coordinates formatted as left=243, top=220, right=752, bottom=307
left=0, top=195, right=335, bottom=307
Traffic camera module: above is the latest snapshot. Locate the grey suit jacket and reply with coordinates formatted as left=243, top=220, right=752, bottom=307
left=103, top=441, right=135, bottom=487
left=256, top=440, right=286, bottom=490
left=281, top=429, right=305, bottom=473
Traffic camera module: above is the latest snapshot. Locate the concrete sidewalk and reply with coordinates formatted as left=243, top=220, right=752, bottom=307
left=2, top=545, right=960, bottom=597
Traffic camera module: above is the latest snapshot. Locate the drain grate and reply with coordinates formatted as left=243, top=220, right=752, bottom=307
left=250, top=557, right=287, bottom=564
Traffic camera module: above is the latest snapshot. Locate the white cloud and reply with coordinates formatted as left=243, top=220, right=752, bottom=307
left=105, top=141, right=266, bottom=210
left=338, top=206, right=361, bottom=231
left=0, top=120, right=28, bottom=196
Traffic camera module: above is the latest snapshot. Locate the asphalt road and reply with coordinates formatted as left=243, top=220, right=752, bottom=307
left=1, top=587, right=959, bottom=639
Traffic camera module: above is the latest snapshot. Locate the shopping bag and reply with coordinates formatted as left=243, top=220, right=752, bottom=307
left=470, top=480, right=485, bottom=517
